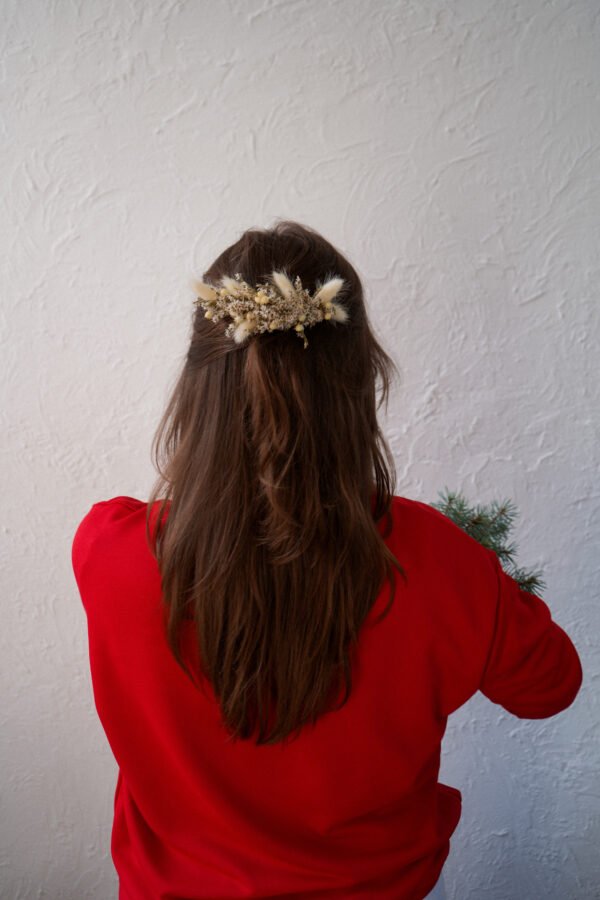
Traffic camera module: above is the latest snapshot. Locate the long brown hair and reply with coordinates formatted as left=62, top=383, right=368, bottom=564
left=146, top=219, right=406, bottom=746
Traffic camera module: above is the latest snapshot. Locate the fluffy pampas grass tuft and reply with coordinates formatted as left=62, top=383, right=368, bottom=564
left=271, top=270, right=295, bottom=299
left=233, top=320, right=253, bottom=343
left=191, top=279, right=218, bottom=302
left=220, top=275, right=245, bottom=294
left=331, top=302, right=348, bottom=323
left=314, top=277, right=345, bottom=305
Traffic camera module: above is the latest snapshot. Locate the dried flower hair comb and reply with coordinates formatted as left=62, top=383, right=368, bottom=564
left=192, top=270, right=349, bottom=349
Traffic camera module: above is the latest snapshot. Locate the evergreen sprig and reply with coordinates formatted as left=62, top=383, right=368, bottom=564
left=429, top=488, right=546, bottom=598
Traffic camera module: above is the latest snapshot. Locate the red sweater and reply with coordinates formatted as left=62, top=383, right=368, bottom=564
left=71, top=494, right=582, bottom=900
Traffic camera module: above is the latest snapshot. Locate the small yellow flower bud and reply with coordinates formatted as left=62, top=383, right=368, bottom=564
left=324, top=312, right=332, bottom=320
left=295, top=323, right=304, bottom=332
left=204, top=310, right=213, bottom=319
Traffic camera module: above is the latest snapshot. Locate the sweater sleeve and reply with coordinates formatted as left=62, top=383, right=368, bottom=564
left=479, top=549, right=583, bottom=718
left=71, top=503, right=102, bottom=601
left=71, top=497, right=145, bottom=608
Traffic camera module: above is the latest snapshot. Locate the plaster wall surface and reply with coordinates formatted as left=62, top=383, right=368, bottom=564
left=2, top=1, right=598, bottom=897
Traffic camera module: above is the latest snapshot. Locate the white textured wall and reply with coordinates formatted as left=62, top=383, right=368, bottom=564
left=2, top=1, right=598, bottom=897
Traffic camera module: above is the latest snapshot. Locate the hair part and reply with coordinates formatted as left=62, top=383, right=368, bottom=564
left=146, top=219, right=406, bottom=746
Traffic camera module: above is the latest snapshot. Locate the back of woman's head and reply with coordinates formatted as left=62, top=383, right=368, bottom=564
left=147, top=219, right=406, bottom=746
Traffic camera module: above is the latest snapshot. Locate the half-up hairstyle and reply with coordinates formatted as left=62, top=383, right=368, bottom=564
left=146, top=219, right=406, bottom=746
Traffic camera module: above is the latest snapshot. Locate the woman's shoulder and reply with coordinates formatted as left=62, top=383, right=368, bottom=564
left=76, top=495, right=147, bottom=530
left=391, top=494, right=454, bottom=527
left=393, top=493, right=466, bottom=531
left=71, top=495, right=146, bottom=562
left=91, top=494, right=147, bottom=512
left=391, top=494, right=495, bottom=567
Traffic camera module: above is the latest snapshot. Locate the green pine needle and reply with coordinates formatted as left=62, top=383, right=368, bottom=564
left=429, top=487, right=546, bottom=597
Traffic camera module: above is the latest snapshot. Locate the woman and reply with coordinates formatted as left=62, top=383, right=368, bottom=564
left=72, top=220, right=581, bottom=899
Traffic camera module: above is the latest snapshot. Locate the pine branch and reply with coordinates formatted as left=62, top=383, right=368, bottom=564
left=429, top=487, right=546, bottom=597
